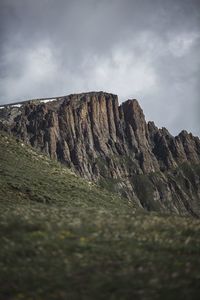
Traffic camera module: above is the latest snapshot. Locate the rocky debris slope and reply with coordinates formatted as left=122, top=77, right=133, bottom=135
left=1, top=92, right=200, bottom=216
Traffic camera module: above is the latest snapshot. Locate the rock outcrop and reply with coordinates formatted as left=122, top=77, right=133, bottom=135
left=1, top=92, right=200, bottom=216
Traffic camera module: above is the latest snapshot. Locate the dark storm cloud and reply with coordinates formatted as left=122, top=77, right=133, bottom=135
left=0, top=0, right=200, bottom=135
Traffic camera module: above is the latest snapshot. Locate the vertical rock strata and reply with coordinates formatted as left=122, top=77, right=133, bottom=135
left=0, top=92, right=200, bottom=216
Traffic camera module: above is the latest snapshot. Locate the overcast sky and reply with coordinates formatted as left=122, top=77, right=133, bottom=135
left=0, top=0, right=200, bottom=136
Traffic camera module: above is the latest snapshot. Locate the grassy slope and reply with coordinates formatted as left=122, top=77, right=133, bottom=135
left=0, top=131, right=200, bottom=299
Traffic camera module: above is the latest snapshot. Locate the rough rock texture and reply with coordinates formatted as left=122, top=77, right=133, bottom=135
left=1, top=92, right=200, bottom=216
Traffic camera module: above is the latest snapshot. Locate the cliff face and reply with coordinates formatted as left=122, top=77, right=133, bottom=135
left=1, top=92, right=200, bottom=216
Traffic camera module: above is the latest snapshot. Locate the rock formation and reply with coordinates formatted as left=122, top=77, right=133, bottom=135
left=1, top=92, right=200, bottom=216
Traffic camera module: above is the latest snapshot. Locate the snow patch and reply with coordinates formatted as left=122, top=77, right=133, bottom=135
left=0, top=106, right=4, bottom=109
left=40, top=99, right=56, bottom=103
left=11, top=104, right=22, bottom=108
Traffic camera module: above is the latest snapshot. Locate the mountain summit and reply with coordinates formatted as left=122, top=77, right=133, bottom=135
left=1, top=91, right=200, bottom=216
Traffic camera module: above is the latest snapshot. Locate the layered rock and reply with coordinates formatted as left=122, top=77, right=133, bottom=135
left=0, top=92, right=200, bottom=216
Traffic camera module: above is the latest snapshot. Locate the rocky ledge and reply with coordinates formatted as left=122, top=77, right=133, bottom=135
left=1, top=91, right=200, bottom=216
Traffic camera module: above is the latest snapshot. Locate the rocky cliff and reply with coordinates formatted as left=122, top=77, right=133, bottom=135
left=1, top=92, right=200, bottom=216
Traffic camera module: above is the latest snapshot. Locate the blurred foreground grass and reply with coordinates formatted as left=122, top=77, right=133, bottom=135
left=0, top=131, right=200, bottom=299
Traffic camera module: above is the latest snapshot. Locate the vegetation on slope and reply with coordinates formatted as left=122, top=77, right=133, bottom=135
left=0, top=131, right=200, bottom=300
left=0, top=131, right=132, bottom=209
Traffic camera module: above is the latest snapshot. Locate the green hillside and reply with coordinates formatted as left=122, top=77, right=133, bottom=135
left=0, top=131, right=133, bottom=209
left=0, top=131, right=200, bottom=300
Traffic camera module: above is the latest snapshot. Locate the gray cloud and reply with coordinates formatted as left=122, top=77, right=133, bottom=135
left=0, top=0, right=200, bottom=136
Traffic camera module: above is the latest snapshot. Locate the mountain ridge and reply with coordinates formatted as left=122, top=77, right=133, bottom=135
left=1, top=91, right=200, bottom=216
